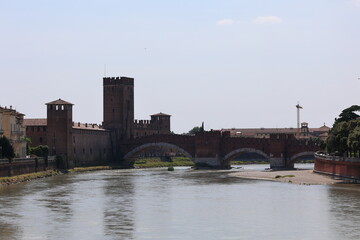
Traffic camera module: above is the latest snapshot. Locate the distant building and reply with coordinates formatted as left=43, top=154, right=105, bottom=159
left=222, top=123, right=330, bottom=140
left=24, top=77, right=171, bottom=167
left=0, top=106, right=27, bottom=158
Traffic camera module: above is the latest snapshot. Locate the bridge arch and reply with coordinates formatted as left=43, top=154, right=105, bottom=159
left=290, top=151, right=315, bottom=163
left=223, top=148, right=270, bottom=164
left=124, top=142, right=193, bottom=164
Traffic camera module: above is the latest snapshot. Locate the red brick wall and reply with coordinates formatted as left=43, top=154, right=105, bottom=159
left=103, top=77, right=134, bottom=140
left=72, top=129, right=112, bottom=166
left=0, top=158, right=56, bottom=177
left=315, top=157, right=360, bottom=180
left=26, top=125, right=47, bottom=147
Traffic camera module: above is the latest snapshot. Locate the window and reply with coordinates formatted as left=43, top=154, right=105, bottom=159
left=39, top=137, right=43, bottom=143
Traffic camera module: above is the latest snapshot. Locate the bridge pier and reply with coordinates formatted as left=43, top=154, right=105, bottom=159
left=270, top=158, right=294, bottom=169
left=194, top=157, right=230, bottom=169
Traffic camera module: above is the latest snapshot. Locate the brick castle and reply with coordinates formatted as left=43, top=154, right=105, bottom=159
left=24, top=77, right=171, bottom=167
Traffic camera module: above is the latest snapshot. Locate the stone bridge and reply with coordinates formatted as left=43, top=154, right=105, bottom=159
left=121, top=130, right=320, bottom=169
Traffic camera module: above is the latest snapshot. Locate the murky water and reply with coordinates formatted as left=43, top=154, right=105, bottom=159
left=1, top=164, right=360, bottom=240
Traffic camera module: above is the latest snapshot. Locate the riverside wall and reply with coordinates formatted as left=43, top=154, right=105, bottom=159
left=0, top=157, right=57, bottom=177
left=314, top=153, right=360, bottom=180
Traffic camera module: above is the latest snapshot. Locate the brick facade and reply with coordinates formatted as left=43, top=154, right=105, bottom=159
left=24, top=76, right=172, bottom=167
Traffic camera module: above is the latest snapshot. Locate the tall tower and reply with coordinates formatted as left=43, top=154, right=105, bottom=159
left=103, top=77, right=134, bottom=140
left=46, top=99, right=74, bottom=167
left=296, top=103, right=303, bottom=138
left=150, top=113, right=171, bottom=134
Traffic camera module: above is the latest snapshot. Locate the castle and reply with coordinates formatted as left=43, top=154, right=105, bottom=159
left=24, top=77, right=171, bottom=167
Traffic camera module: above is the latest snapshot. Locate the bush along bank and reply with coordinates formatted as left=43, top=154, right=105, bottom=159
left=134, top=157, right=194, bottom=168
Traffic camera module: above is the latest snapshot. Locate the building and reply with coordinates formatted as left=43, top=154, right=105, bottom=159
left=222, top=123, right=330, bottom=140
left=0, top=106, right=27, bottom=158
left=24, top=76, right=172, bottom=167
left=133, top=113, right=171, bottom=138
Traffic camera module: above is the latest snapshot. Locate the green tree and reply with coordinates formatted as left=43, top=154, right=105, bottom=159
left=188, top=126, right=202, bottom=134
left=0, top=136, right=15, bottom=160
left=326, top=105, right=360, bottom=156
left=30, top=145, right=49, bottom=157
left=335, top=105, right=360, bottom=124
left=348, top=126, right=360, bottom=157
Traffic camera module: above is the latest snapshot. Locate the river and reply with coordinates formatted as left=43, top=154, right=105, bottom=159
left=1, top=164, right=360, bottom=240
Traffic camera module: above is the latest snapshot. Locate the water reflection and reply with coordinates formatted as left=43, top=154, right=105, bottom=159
left=327, top=185, right=360, bottom=240
left=1, top=165, right=360, bottom=240
left=103, top=170, right=135, bottom=239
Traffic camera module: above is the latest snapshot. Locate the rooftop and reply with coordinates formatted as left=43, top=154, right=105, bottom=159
left=46, top=98, right=73, bottom=105
left=151, top=112, right=171, bottom=117
left=24, top=118, right=47, bottom=126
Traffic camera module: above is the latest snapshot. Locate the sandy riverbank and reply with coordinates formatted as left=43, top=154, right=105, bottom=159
left=229, top=169, right=346, bottom=185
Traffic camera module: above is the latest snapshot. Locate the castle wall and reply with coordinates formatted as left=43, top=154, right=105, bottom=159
left=72, top=128, right=112, bottom=166
left=0, top=157, right=57, bottom=177
left=26, top=125, right=47, bottom=147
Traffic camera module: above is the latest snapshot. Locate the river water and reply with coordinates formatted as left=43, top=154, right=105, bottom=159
left=1, top=164, right=360, bottom=240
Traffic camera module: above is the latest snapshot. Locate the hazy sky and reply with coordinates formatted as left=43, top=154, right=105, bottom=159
left=1, top=0, right=360, bottom=133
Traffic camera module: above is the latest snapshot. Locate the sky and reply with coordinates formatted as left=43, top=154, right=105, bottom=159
left=1, top=0, right=360, bottom=134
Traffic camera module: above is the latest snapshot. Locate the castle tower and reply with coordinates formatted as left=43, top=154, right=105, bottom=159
left=46, top=99, right=74, bottom=167
left=103, top=77, right=134, bottom=140
left=150, top=113, right=171, bottom=134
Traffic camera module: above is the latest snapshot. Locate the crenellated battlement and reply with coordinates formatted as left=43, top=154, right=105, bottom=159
left=134, top=119, right=152, bottom=128
left=103, top=77, right=134, bottom=86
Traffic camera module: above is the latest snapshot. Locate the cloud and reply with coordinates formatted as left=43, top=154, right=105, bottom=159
left=216, top=19, right=240, bottom=26
left=254, top=16, right=282, bottom=25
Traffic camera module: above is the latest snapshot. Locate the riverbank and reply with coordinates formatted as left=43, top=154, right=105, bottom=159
left=134, top=157, right=194, bottom=168
left=0, top=170, right=60, bottom=186
left=229, top=169, right=347, bottom=185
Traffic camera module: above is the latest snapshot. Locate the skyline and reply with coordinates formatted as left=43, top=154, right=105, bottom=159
left=1, top=0, right=360, bottom=133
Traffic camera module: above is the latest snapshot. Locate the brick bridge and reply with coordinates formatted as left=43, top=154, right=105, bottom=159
left=121, top=131, right=320, bottom=169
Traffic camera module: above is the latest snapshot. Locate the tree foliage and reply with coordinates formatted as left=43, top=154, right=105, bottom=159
left=30, top=145, right=49, bottom=157
left=0, top=136, right=15, bottom=160
left=188, top=126, right=202, bottom=134
left=335, top=105, right=360, bottom=124
left=326, top=105, right=360, bottom=156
